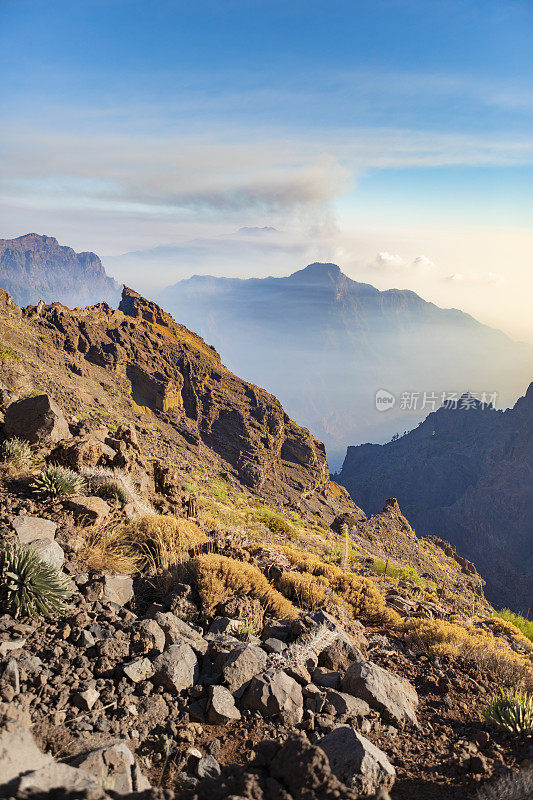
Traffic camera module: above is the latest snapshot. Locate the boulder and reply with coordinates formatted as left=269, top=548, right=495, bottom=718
left=16, top=763, right=100, bottom=794
left=323, top=688, right=370, bottom=720
left=153, top=611, right=208, bottom=655
left=49, top=437, right=104, bottom=470
left=74, top=741, right=150, bottom=793
left=123, top=657, right=155, bottom=683
left=4, top=395, right=70, bottom=444
left=152, top=643, right=199, bottom=693
left=132, top=618, right=166, bottom=654
left=64, top=494, right=110, bottom=524
left=243, top=669, right=304, bottom=725
left=0, top=721, right=52, bottom=786
left=207, top=685, right=241, bottom=724
left=101, top=574, right=134, bottom=606
left=12, top=515, right=57, bottom=544
left=28, top=538, right=65, bottom=570
left=222, top=642, right=268, bottom=696
left=318, top=725, right=396, bottom=796
left=341, top=660, right=418, bottom=724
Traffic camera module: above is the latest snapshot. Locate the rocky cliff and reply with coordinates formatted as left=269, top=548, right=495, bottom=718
left=0, top=233, right=120, bottom=308
left=336, top=388, right=533, bottom=612
left=0, top=284, right=350, bottom=518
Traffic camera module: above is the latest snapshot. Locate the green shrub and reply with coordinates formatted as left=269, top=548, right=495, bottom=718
left=0, top=343, right=23, bottom=364
left=373, top=558, right=425, bottom=587
left=31, top=464, right=85, bottom=498
left=483, top=689, right=533, bottom=734
left=256, top=506, right=296, bottom=537
left=494, top=609, right=533, bottom=644
left=0, top=437, right=32, bottom=468
left=0, top=542, right=72, bottom=618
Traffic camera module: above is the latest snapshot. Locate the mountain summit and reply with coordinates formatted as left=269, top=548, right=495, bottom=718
left=159, top=263, right=533, bottom=465
left=0, top=233, right=120, bottom=308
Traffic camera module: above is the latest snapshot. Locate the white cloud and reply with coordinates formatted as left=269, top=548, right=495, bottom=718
left=372, top=252, right=438, bottom=275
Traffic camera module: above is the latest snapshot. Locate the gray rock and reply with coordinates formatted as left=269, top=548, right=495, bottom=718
left=28, top=538, right=65, bottom=570
left=263, top=637, right=286, bottom=654
left=74, top=741, right=150, bottom=793
left=72, top=686, right=100, bottom=711
left=0, top=721, right=52, bottom=786
left=101, top=574, right=134, bottom=606
left=153, top=612, right=208, bottom=655
left=12, top=515, right=57, bottom=545
left=64, top=494, right=110, bottom=524
left=243, top=669, right=304, bottom=725
left=222, top=642, right=268, bottom=696
left=196, top=755, right=221, bottom=779
left=3, top=659, right=20, bottom=694
left=152, top=643, right=199, bottom=693
left=318, top=724, right=395, bottom=796
left=132, top=618, right=166, bottom=654
left=123, top=657, right=155, bottom=683
left=207, top=685, right=241, bottom=724
left=323, top=688, right=370, bottom=719
left=17, top=763, right=100, bottom=794
left=313, top=667, right=341, bottom=689
left=4, top=395, right=70, bottom=444
left=341, top=660, right=418, bottom=724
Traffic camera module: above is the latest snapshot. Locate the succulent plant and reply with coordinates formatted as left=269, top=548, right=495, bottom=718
left=0, top=437, right=32, bottom=467
left=483, top=689, right=533, bottom=735
left=0, top=542, right=72, bottom=618
left=30, top=463, right=85, bottom=498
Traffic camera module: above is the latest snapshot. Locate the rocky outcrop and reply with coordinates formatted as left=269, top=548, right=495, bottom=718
left=8, top=285, right=340, bottom=510
left=337, top=387, right=533, bottom=611
left=0, top=233, right=120, bottom=308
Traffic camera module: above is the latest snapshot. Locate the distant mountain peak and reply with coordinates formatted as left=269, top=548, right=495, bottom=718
left=288, top=262, right=343, bottom=282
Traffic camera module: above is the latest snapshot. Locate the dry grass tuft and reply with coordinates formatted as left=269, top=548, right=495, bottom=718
left=278, top=570, right=331, bottom=610
left=192, top=553, right=298, bottom=620
left=278, top=545, right=388, bottom=623
left=79, top=518, right=142, bottom=575
left=129, top=515, right=207, bottom=571
left=400, top=618, right=533, bottom=691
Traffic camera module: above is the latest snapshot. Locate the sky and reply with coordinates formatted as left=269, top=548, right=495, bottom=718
left=1, top=0, right=533, bottom=343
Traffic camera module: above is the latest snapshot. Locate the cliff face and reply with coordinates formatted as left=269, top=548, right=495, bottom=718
left=0, top=285, right=347, bottom=515
left=0, top=233, right=120, bottom=307
left=336, top=388, right=533, bottom=612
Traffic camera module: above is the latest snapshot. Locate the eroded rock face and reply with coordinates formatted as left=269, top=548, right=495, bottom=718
left=22, top=286, right=333, bottom=506
left=4, top=394, right=70, bottom=444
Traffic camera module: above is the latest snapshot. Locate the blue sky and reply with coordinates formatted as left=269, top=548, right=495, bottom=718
left=1, top=0, right=532, bottom=341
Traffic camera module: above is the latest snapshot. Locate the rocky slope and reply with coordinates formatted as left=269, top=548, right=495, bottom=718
left=158, top=262, right=533, bottom=466
left=0, top=284, right=532, bottom=799
left=336, top=388, right=533, bottom=613
left=0, top=233, right=120, bottom=308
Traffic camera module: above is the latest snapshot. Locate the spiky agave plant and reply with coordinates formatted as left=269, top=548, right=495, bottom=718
left=0, top=542, right=72, bottom=618
left=0, top=437, right=32, bottom=467
left=30, top=463, right=85, bottom=498
left=483, top=689, right=533, bottom=735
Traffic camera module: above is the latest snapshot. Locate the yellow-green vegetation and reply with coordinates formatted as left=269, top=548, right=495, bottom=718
left=277, top=545, right=400, bottom=624
left=278, top=570, right=332, bottom=610
left=483, top=689, right=533, bottom=734
left=493, top=609, right=533, bottom=644
left=192, top=553, right=298, bottom=620
left=0, top=437, right=32, bottom=469
left=255, top=506, right=297, bottom=538
left=400, top=618, right=533, bottom=690
left=129, top=514, right=207, bottom=570
left=80, top=514, right=207, bottom=574
left=0, top=343, right=23, bottom=364
left=373, top=558, right=426, bottom=587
